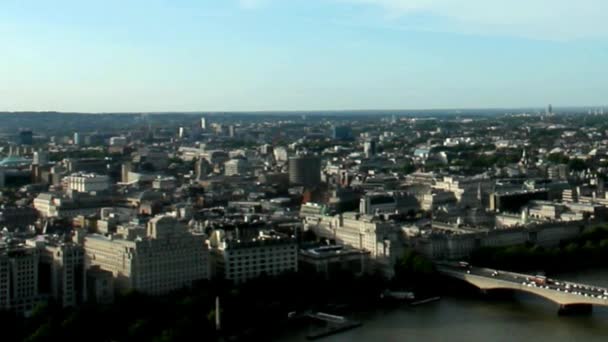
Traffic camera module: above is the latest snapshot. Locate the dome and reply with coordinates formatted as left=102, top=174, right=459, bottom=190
left=0, top=156, right=32, bottom=167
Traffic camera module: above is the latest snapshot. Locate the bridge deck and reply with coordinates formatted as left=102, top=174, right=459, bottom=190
left=437, top=263, right=608, bottom=306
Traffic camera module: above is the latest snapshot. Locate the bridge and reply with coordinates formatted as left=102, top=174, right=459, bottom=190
left=437, top=263, right=608, bottom=314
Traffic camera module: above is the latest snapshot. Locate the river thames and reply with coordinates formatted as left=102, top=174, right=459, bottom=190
left=278, top=269, right=608, bottom=342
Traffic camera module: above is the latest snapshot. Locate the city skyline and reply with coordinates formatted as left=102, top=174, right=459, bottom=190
left=1, top=0, right=608, bottom=112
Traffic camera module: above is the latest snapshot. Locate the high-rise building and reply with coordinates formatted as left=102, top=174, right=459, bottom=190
left=364, top=139, right=377, bottom=158
left=18, top=130, right=33, bottom=146
left=228, top=125, right=236, bottom=138
left=289, top=155, right=321, bottom=187
left=331, top=126, right=352, bottom=140
left=0, top=245, right=40, bottom=314
left=201, top=117, right=207, bottom=130
left=273, top=147, right=289, bottom=162
left=83, top=215, right=209, bottom=295
left=73, top=132, right=81, bottom=146
left=33, top=151, right=49, bottom=166
left=29, top=237, right=87, bottom=308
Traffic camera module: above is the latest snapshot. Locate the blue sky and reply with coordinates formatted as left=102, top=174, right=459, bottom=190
left=1, top=0, right=607, bottom=112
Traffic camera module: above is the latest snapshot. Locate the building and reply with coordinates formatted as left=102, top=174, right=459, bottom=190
left=83, top=215, right=209, bottom=295
left=209, top=230, right=297, bottom=284
left=32, top=151, right=49, bottom=166
left=289, top=155, right=321, bottom=187
left=28, top=237, right=87, bottom=308
left=224, top=159, right=249, bottom=176
left=299, top=245, right=369, bottom=279
left=34, top=192, right=113, bottom=219
left=363, top=140, right=377, bottom=158
left=0, top=245, right=40, bottom=315
left=109, top=136, right=127, bottom=147
left=200, top=117, right=207, bottom=130
left=18, top=130, right=34, bottom=146
left=331, top=126, right=352, bottom=140
left=359, top=193, right=397, bottom=215
left=303, top=211, right=404, bottom=277
left=65, top=173, right=111, bottom=193
left=73, top=132, right=81, bottom=146
left=273, top=147, right=289, bottom=162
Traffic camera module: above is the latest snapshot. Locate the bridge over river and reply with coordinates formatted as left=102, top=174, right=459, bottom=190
left=437, top=263, right=608, bottom=314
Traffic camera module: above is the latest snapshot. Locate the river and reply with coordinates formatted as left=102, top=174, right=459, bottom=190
left=277, top=269, right=608, bottom=342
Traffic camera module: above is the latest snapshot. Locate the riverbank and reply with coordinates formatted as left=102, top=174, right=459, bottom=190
left=276, top=268, right=608, bottom=342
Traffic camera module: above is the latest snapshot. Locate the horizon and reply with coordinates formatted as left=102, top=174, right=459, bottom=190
left=2, top=0, right=608, bottom=112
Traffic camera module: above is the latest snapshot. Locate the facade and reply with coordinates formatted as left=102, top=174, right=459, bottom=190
left=363, top=140, right=377, bottom=158
left=83, top=215, right=209, bottom=295
left=34, top=192, right=111, bottom=218
left=331, top=126, right=352, bottom=140
left=210, top=230, right=298, bottom=284
left=289, top=155, right=321, bottom=187
left=303, top=211, right=404, bottom=277
left=18, top=130, right=34, bottom=145
left=66, top=173, right=111, bottom=193
left=109, top=136, right=127, bottom=147
left=29, top=238, right=87, bottom=308
left=0, top=245, right=40, bottom=315
left=299, top=245, right=369, bottom=279
left=224, top=159, right=249, bottom=176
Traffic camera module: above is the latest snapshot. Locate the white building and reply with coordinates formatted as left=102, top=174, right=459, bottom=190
left=273, top=147, right=289, bottom=162
left=303, top=211, right=404, bottom=277
left=109, top=136, right=127, bottom=147
left=224, top=159, right=249, bottom=176
left=209, top=230, right=297, bottom=284
left=83, top=215, right=209, bottom=295
left=66, top=173, right=110, bottom=193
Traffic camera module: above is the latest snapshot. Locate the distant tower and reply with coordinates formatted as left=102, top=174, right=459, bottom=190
left=228, top=125, right=236, bottom=138
left=178, top=127, right=185, bottom=139
left=200, top=117, right=207, bottom=130
left=73, top=132, right=81, bottom=146
left=364, top=139, right=377, bottom=158
left=18, top=130, right=33, bottom=146
left=289, top=155, right=321, bottom=188
left=121, top=162, right=132, bottom=183
left=546, top=104, right=553, bottom=116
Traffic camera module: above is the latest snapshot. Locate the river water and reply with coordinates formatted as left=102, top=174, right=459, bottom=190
left=278, top=269, right=608, bottom=342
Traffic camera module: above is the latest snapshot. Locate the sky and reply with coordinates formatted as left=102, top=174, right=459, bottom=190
left=1, top=0, right=607, bottom=112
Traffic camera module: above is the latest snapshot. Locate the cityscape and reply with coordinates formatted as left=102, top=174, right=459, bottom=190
left=3, top=1, right=608, bottom=341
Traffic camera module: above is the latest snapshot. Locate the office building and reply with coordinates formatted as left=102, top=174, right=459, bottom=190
left=28, top=237, right=87, bottom=308
left=18, top=130, right=33, bottom=146
left=224, top=159, right=248, bottom=176
left=0, top=245, right=40, bottom=315
left=83, top=215, right=209, bottom=295
left=65, top=173, right=111, bottom=193
left=364, top=139, right=377, bottom=158
left=32, top=151, right=49, bottom=166
left=209, top=230, right=297, bottom=284
left=331, top=126, right=352, bottom=140
left=289, top=155, right=321, bottom=187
